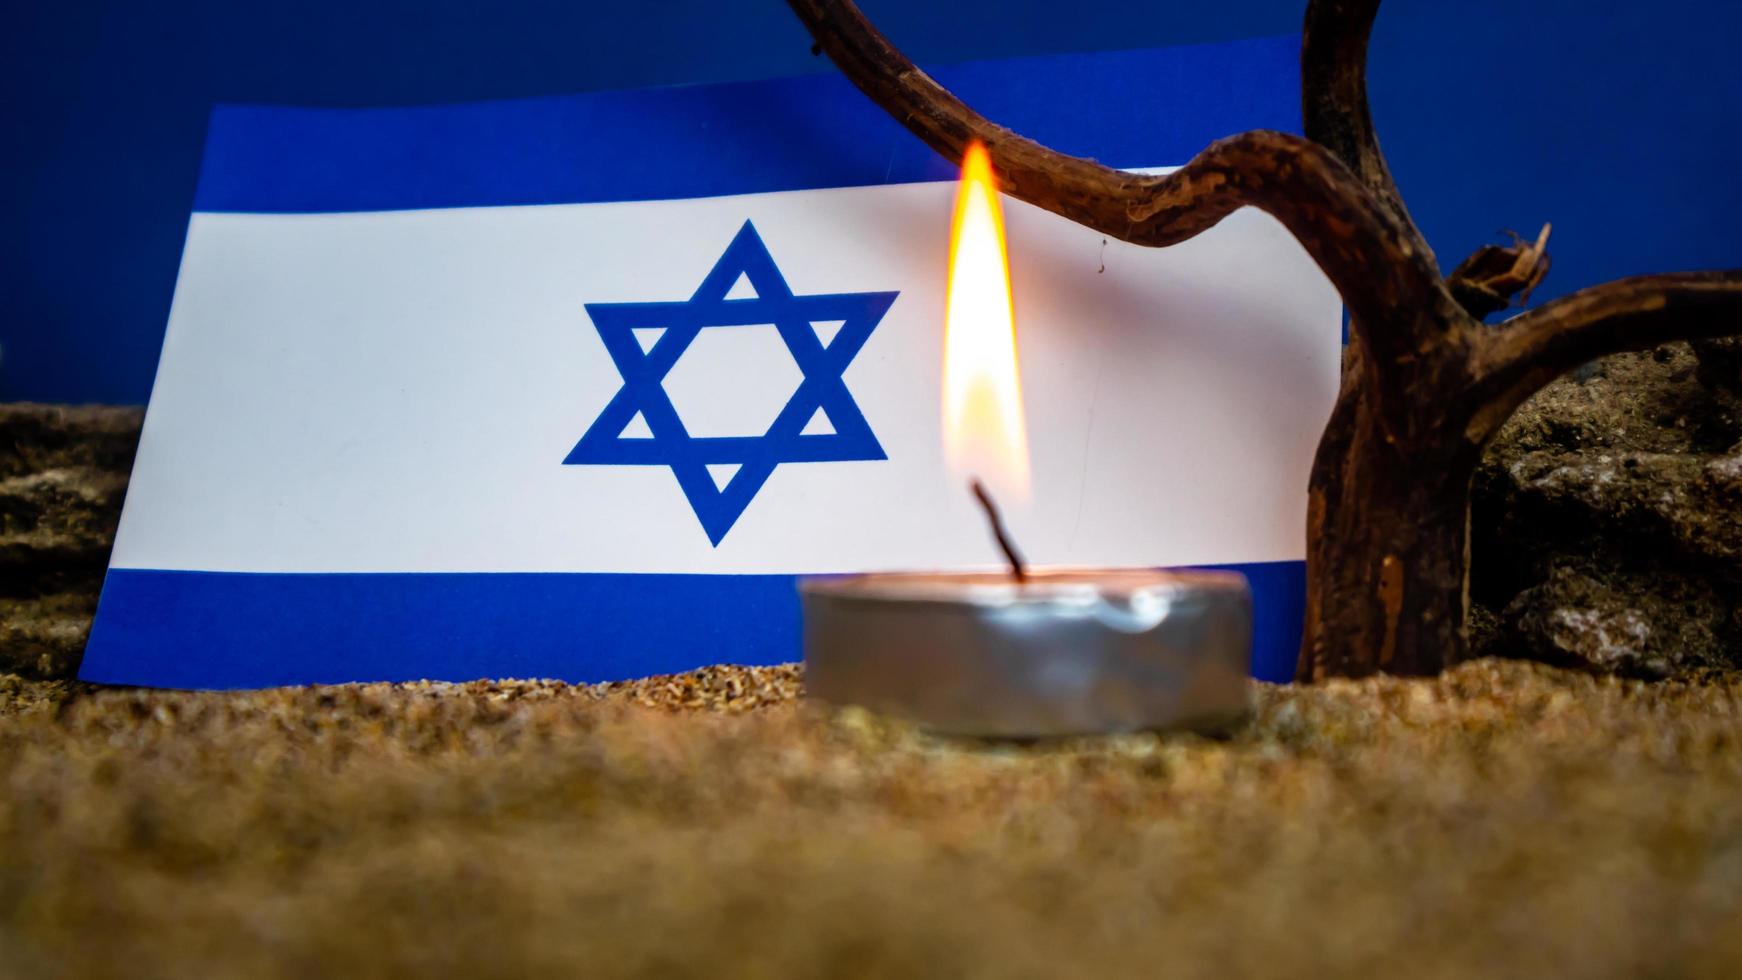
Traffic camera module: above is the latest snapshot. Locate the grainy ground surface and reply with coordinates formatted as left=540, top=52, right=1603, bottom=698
left=3, top=660, right=1741, bottom=979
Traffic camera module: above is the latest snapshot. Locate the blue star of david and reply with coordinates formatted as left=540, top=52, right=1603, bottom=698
left=564, top=221, right=897, bottom=545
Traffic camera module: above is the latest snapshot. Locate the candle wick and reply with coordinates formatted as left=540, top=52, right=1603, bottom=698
left=969, top=479, right=1029, bottom=583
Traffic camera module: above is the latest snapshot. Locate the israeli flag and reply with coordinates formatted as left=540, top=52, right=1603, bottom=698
left=83, top=36, right=1339, bottom=688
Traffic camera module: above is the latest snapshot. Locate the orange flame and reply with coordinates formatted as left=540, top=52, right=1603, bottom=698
left=943, top=141, right=1030, bottom=503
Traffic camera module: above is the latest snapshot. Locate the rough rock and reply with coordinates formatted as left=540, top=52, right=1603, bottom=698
left=1473, top=341, right=1742, bottom=675
left=0, top=404, right=142, bottom=678
left=1692, top=335, right=1742, bottom=391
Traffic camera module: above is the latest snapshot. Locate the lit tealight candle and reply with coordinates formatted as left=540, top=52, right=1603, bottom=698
left=800, top=142, right=1252, bottom=737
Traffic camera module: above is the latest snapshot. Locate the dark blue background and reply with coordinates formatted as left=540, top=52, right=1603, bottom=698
left=5, top=0, right=1740, bottom=405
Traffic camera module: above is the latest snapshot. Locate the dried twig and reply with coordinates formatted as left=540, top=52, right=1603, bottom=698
left=1448, top=224, right=1553, bottom=318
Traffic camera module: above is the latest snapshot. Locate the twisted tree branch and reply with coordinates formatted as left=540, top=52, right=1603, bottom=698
left=1301, top=0, right=1423, bottom=249
left=787, top=0, right=1453, bottom=379
left=786, top=0, right=1742, bottom=679
left=1465, top=271, right=1742, bottom=444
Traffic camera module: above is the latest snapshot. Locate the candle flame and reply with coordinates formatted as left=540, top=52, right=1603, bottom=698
left=943, top=141, right=1030, bottom=503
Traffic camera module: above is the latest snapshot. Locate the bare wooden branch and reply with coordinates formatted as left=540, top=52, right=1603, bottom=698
left=790, top=0, right=1137, bottom=225
left=785, top=0, right=1742, bottom=680
left=787, top=0, right=1452, bottom=378
left=1301, top=0, right=1421, bottom=243
left=1465, top=271, right=1742, bottom=443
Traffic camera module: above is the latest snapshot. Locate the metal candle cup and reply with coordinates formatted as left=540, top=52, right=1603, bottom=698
left=801, top=568, right=1252, bottom=737
left=806, top=145, right=1254, bottom=737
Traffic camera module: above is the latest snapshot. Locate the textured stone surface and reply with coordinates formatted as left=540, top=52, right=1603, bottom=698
left=1473, top=342, right=1742, bottom=675
left=3, top=660, right=1742, bottom=979
left=0, top=405, right=141, bottom=678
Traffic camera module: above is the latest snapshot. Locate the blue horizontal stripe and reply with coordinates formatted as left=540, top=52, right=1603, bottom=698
left=193, top=36, right=1299, bottom=214
left=81, top=562, right=1304, bottom=689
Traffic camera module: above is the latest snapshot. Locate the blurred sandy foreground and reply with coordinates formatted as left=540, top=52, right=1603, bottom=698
left=2, top=659, right=1741, bottom=979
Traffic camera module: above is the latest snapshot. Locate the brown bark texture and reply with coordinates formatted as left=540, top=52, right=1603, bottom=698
left=785, top=0, right=1742, bottom=679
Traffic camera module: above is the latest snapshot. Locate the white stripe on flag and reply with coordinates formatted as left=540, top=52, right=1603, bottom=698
left=115, top=174, right=1339, bottom=575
